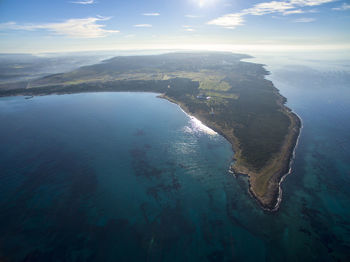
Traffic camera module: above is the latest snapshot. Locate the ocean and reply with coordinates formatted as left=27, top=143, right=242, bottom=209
left=0, top=53, right=349, bottom=261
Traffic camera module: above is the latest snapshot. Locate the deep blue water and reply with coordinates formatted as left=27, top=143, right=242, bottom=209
left=0, top=54, right=350, bottom=261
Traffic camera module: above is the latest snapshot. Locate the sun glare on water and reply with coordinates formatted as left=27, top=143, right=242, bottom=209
left=184, top=116, right=217, bottom=136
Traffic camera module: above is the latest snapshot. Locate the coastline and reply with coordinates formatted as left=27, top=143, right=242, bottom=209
left=236, top=56, right=303, bottom=211
left=272, top=111, right=303, bottom=211
left=0, top=51, right=301, bottom=212
left=0, top=88, right=301, bottom=211
left=243, top=111, right=302, bottom=212
left=232, top=109, right=301, bottom=211
left=159, top=92, right=302, bottom=212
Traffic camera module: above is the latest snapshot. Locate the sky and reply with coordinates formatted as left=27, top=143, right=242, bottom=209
left=0, top=0, right=349, bottom=53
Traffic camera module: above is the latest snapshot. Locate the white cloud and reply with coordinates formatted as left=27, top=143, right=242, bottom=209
left=283, top=8, right=319, bottom=14
left=70, top=0, right=95, bottom=4
left=142, top=13, right=160, bottom=16
left=207, top=14, right=244, bottom=29
left=293, top=17, right=316, bottom=22
left=0, top=17, right=119, bottom=38
left=242, top=1, right=295, bottom=16
left=0, top=22, right=33, bottom=31
left=282, top=9, right=305, bottom=14
left=332, top=3, right=350, bottom=10
left=208, top=0, right=336, bottom=28
left=133, top=24, right=152, bottom=27
left=185, top=14, right=201, bottom=18
left=290, top=0, right=336, bottom=6
left=182, top=25, right=195, bottom=31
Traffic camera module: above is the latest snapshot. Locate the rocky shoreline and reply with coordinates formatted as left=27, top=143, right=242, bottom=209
left=160, top=94, right=302, bottom=212
left=247, top=112, right=301, bottom=211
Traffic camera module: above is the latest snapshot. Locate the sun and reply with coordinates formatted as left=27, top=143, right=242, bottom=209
left=195, top=0, right=218, bottom=8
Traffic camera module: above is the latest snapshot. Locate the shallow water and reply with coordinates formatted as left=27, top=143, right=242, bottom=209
left=0, top=54, right=350, bottom=261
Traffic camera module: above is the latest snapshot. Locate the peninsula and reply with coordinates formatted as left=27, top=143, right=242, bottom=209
left=0, top=52, right=301, bottom=210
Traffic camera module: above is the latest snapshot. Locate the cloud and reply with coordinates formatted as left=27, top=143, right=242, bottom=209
left=283, top=8, right=319, bottom=14
left=332, top=3, right=350, bottom=11
left=183, top=25, right=195, bottom=31
left=142, top=13, right=160, bottom=16
left=282, top=9, right=305, bottom=15
left=133, top=24, right=152, bottom=27
left=0, top=17, right=119, bottom=38
left=70, top=0, right=95, bottom=4
left=0, top=22, right=33, bottom=31
left=207, top=14, right=245, bottom=29
left=293, top=17, right=316, bottom=22
left=242, top=1, right=295, bottom=16
left=289, top=0, right=336, bottom=6
left=185, top=14, right=201, bottom=18
left=208, top=0, right=336, bottom=28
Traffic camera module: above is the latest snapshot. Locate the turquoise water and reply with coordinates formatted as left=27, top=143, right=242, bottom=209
left=0, top=55, right=350, bottom=261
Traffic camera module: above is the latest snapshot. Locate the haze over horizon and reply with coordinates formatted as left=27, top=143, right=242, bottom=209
left=0, top=0, right=349, bottom=54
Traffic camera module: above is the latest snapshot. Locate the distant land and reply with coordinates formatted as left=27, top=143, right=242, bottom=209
left=0, top=52, right=301, bottom=210
left=0, top=53, right=113, bottom=83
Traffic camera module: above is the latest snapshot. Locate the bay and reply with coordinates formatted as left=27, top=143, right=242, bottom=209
left=0, top=52, right=350, bottom=261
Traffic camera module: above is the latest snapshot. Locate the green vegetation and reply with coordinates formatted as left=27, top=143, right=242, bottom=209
left=0, top=52, right=300, bottom=210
